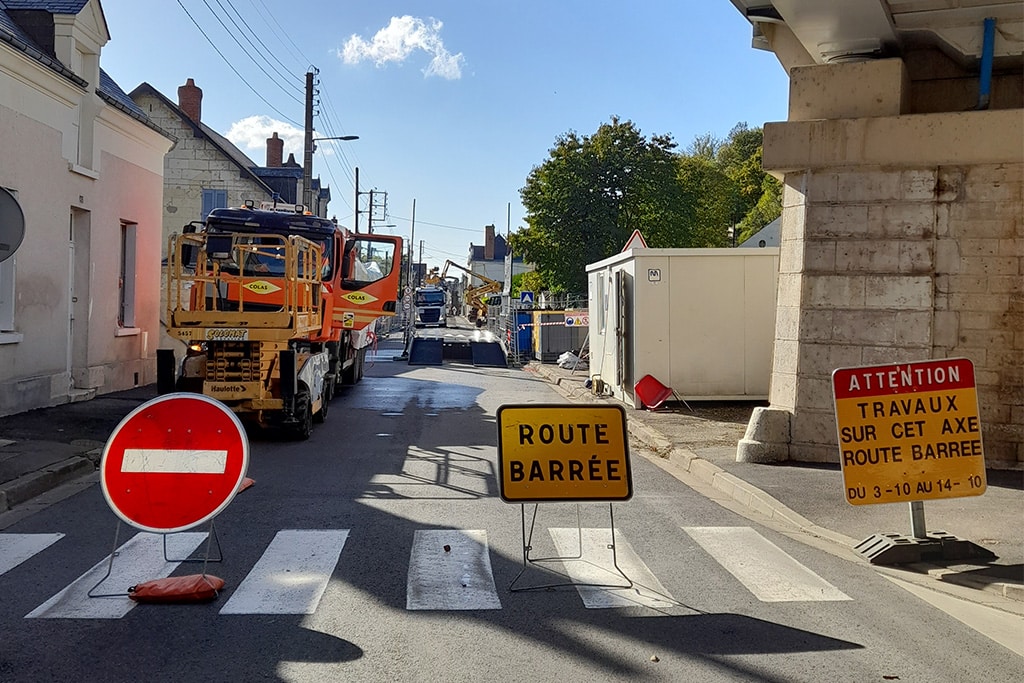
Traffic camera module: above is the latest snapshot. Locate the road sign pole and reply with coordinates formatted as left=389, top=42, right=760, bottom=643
left=909, top=501, right=927, bottom=539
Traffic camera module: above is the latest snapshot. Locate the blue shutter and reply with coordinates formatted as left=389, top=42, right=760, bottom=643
left=201, top=189, right=228, bottom=220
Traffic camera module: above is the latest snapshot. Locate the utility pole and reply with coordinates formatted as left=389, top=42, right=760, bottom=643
left=409, top=197, right=416, bottom=288
left=398, top=197, right=417, bottom=359
left=353, top=167, right=359, bottom=233
left=301, top=70, right=315, bottom=210
left=367, top=190, right=374, bottom=233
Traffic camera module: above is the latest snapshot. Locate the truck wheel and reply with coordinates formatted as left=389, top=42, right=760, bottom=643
left=356, top=349, right=365, bottom=381
left=294, top=390, right=313, bottom=440
left=314, top=383, right=329, bottom=423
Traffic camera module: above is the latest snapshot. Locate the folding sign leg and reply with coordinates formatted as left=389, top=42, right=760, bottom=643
left=509, top=503, right=633, bottom=593
left=163, top=520, right=223, bottom=566
left=88, top=521, right=126, bottom=598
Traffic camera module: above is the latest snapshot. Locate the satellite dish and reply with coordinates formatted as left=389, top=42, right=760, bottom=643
left=0, top=187, right=26, bottom=264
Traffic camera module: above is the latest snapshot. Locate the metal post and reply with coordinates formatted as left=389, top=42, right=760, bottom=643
left=353, top=167, right=359, bottom=233
left=909, top=501, right=928, bottom=539
left=301, top=71, right=314, bottom=210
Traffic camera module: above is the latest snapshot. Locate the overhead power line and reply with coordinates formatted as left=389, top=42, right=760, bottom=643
left=174, top=0, right=302, bottom=127
left=199, top=0, right=303, bottom=104
left=212, top=0, right=304, bottom=98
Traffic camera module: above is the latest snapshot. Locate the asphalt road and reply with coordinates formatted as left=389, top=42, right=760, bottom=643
left=0, top=338, right=1020, bottom=682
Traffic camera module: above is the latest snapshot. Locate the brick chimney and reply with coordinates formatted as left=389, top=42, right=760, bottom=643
left=266, top=132, right=283, bottom=167
left=178, top=78, right=202, bottom=122
left=484, top=224, right=495, bottom=260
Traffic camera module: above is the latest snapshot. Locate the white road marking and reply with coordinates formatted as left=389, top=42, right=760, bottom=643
left=683, top=526, right=851, bottom=602
left=406, top=529, right=501, bottom=610
left=25, top=532, right=208, bottom=619
left=220, top=529, right=348, bottom=615
left=121, top=449, right=227, bottom=474
left=0, top=533, right=64, bottom=576
left=549, top=527, right=676, bottom=609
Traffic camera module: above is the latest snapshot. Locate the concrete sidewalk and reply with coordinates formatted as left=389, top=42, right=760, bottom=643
left=0, top=386, right=158, bottom=516
left=525, top=361, right=1024, bottom=606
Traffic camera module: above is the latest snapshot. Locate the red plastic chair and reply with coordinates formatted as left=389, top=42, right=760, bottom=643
left=634, top=374, right=693, bottom=411
left=634, top=374, right=673, bottom=410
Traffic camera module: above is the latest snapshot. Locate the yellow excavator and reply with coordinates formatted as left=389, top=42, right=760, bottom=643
left=441, top=259, right=501, bottom=327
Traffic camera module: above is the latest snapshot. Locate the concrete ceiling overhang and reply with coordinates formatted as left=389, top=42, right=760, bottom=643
left=729, top=0, right=1023, bottom=67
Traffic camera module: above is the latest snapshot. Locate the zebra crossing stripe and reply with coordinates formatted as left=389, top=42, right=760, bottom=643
left=25, top=532, right=208, bottom=619
left=220, top=529, right=348, bottom=615
left=683, top=527, right=851, bottom=602
left=0, top=534, right=64, bottom=576
left=549, top=528, right=676, bottom=610
left=406, top=529, right=501, bottom=610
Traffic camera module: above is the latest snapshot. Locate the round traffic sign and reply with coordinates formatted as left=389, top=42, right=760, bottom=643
left=100, top=393, right=249, bottom=533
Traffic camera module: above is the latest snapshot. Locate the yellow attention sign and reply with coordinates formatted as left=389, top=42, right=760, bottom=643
left=340, top=291, right=379, bottom=305
left=496, top=404, right=631, bottom=502
left=832, top=358, right=986, bottom=506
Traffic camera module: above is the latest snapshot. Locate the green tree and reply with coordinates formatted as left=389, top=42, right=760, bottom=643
left=515, top=119, right=781, bottom=290
left=510, top=270, right=561, bottom=297
left=515, top=117, right=684, bottom=292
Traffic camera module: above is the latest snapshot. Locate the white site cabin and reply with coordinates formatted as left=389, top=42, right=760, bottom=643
left=586, top=248, right=780, bottom=408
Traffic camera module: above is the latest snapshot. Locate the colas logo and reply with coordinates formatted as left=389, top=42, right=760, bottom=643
left=244, top=280, right=281, bottom=295
left=340, top=291, right=378, bottom=305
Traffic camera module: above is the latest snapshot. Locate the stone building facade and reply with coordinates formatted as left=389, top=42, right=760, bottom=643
left=733, top=11, right=1022, bottom=468
left=129, top=78, right=276, bottom=248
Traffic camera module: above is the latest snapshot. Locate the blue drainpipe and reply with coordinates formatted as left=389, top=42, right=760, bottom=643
left=977, top=17, right=996, bottom=110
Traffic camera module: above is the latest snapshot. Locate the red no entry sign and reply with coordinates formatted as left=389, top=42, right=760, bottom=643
left=100, top=394, right=249, bottom=533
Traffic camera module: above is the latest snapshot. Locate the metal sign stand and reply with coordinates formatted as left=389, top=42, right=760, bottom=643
left=854, top=500, right=996, bottom=565
left=87, top=521, right=224, bottom=598
left=508, top=502, right=633, bottom=593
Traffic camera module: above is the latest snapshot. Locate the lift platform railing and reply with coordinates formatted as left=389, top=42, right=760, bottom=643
left=165, top=232, right=324, bottom=342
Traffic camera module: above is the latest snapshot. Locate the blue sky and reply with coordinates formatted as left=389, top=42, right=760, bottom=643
left=99, top=1, right=789, bottom=271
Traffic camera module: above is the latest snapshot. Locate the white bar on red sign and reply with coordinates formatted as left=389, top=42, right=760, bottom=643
left=121, top=448, right=228, bottom=474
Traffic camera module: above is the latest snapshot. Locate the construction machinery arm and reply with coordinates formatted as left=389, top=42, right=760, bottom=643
left=440, top=259, right=499, bottom=288
left=441, top=260, right=501, bottom=324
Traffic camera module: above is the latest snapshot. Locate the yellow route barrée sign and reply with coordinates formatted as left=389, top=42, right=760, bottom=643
left=496, top=404, right=632, bottom=503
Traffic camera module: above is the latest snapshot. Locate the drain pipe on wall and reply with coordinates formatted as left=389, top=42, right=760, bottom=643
left=976, top=17, right=996, bottom=110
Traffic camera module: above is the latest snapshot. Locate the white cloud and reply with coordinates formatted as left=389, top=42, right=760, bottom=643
left=225, top=116, right=304, bottom=161
left=340, top=15, right=464, bottom=80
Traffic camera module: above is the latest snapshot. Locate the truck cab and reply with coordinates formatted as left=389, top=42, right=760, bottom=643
left=414, top=285, right=449, bottom=328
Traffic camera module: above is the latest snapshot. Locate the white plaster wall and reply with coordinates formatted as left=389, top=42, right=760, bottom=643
left=587, top=249, right=779, bottom=406
left=0, top=44, right=170, bottom=416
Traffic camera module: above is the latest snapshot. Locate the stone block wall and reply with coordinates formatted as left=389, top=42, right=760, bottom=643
left=745, top=161, right=1022, bottom=467
left=131, top=92, right=271, bottom=248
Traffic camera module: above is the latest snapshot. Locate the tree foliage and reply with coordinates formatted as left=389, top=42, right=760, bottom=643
left=513, top=118, right=781, bottom=292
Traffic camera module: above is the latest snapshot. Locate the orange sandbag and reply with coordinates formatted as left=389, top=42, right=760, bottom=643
left=128, top=574, right=225, bottom=603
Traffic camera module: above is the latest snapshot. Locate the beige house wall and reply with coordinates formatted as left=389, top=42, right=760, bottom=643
left=0, top=20, right=171, bottom=416
left=739, top=58, right=1023, bottom=468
